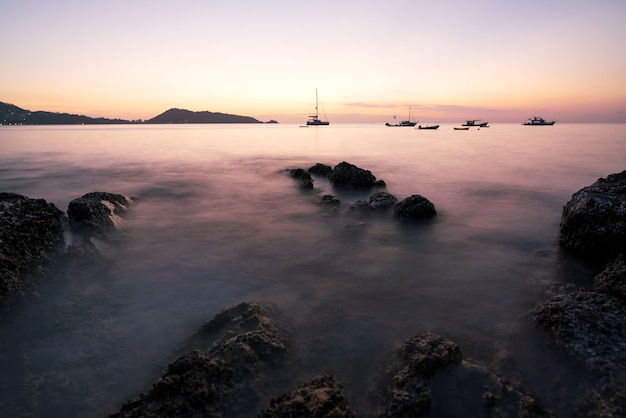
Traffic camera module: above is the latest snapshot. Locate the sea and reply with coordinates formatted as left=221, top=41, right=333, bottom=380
left=1, top=123, right=625, bottom=416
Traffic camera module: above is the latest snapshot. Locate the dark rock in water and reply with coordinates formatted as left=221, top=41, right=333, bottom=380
left=595, top=254, right=626, bottom=301
left=346, top=200, right=373, bottom=215
left=286, top=168, right=314, bottom=190
left=260, top=373, right=356, bottom=417
left=369, top=191, right=398, bottom=211
left=527, top=289, right=626, bottom=415
left=393, top=194, right=437, bottom=220
left=319, top=194, right=341, bottom=206
left=528, top=290, right=626, bottom=375
left=328, top=161, right=379, bottom=189
left=373, top=332, right=462, bottom=417
left=67, top=192, right=132, bottom=236
left=559, top=170, right=626, bottom=262
left=308, top=163, right=332, bottom=177
left=112, top=301, right=291, bottom=418
left=0, top=192, right=65, bottom=303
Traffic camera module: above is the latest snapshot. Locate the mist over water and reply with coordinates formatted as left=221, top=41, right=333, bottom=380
left=1, top=123, right=625, bottom=416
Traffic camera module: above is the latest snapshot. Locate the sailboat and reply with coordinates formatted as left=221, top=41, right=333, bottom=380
left=386, top=106, right=417, bottom=127
left=306, top=89, right=329, bottom=126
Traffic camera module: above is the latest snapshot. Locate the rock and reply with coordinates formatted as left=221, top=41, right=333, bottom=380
left=528, top=290, right=626, bottom=376
left=112, top=301, right=291, bottom=418
left=260, top=373, right=356, bottom=418
left=393, top=194, right=437, bottom=220
left=0, top=192, right=65, bottom=303
left=67, top=192, right=132, bottom=236
left=369, top=191, right=398, bottom=211
left=318, top=195, right=341, bottom=206
left=328, top=162, right=379, bottom=189
left=286, top=168, right=314, bottom=190
left=308, top=163, right=332, bottom=177
left=559, top=170, right=626, bottom=262
left=373, top=332, right=462, bottom=417
left=595, top=255, right=626, bottom=301
left=346, top=200, right=373, bottom=216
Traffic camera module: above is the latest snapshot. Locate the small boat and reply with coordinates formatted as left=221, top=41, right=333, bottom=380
left=462, top=119, right=489, bottom=127
left=454, top=127, right=470, bottom=130
left=306, top=89, right=329, bottom=126
left=418, top=124, right=439, bottom=130
left=386, top=107, right=417, bottom=127
left=523, top=116, right=555, bottom=126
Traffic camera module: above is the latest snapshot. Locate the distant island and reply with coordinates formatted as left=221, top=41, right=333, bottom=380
left=0, top=102, right=275, bottom=125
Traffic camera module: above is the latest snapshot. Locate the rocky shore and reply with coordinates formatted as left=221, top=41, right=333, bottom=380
left=2, top=165, right=625, bottom=417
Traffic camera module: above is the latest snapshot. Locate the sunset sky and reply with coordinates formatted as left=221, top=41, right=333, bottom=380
left=2, top=0, right=625, bottom=123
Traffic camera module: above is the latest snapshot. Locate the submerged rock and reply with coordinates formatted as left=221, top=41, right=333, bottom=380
left=287, top=168, right=314, bottom=190
left=0, top=192, right=65, bottom=303
left=260, top=373, right=356, bottom=418
left=369, top=191, right=398, bottom=211
left=112, top=301, right=291, bottom=418
left=393, top=194, right=437, bottom=220
left=559, top=170, right=626, bottom=262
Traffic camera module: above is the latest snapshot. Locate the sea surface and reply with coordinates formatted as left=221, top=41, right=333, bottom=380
left=1, top=123, right=625, bottom=416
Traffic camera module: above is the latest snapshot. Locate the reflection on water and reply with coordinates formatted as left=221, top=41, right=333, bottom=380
left=0, top=124, right=624, bottom=416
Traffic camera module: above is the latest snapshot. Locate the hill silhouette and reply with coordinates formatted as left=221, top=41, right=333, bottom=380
left=146, top=108, right=261, bottom=124
left=1, top=102, right=267, bottom=125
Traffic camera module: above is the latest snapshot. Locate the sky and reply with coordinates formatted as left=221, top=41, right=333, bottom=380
left=2, top=0, right=625, bottom=123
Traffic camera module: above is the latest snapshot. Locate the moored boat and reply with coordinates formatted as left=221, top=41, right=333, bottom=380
left=523, top=116, right=555, bottom=126
left=462, top=119, right=489, bottom=127
left=386, top=106, right=417, bottom=127
left=306, top=89, right=329, bottom=126
left=454, top=127, right=469, bottom=130
left=418, top=124, right=439, bottom=130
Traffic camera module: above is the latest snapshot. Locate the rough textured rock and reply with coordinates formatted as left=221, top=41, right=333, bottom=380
left=287, top=168, right=314, bottom=190
left=308, top=163, right=332, bottom=177
left=528, top=290, right=626, bottom=377
left=112, top=301, right=291, bottom=418
left=369, top=191, right=398, bottom=211
left=373, top=333, right=462, bottom=417
left=559, top=170, right=626, bottom=262
left=260, top=373, right=356, bottom=418
left=393, top=194, right=437, bottom=220
left=328, top=161, right=382, bottom=189
left=67, top=192, right=132, bottom=236
left=0, top=192, right=65, bottom=303
left=595, top=254, right=626, bottom=301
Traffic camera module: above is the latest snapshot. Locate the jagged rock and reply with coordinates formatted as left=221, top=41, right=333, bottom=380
left=560, top=170, right=626, bottom=262
left=308, top=163, right=332, bottom=177
left=67, top=192, right=132, bottom=236
left=393, top=194, right=437, bottom=220
left=260, top=373, right=356, bottom=417
left=112, top=301, right=291, bottom=418
left=0, top=192, right=65, bottom=303
left=328, top=162, right=381, bottom=189
left=595, top=254, right=626, bottom=301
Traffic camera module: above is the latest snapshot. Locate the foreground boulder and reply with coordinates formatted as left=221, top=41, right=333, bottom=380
left=595, top=255, right=626, bottom=300
left=0, top=192, right=65, bottom=303
left=393, top=194, right=437, bottom=220
left=559, top=170, right=626, bottom=262
left=111, top=301, right=291, bottom=417
left=67, top=192, right=133, bottom=236
left=260, top=373, right=356, bottom=417
left=328, top=161, right=384, bottom=189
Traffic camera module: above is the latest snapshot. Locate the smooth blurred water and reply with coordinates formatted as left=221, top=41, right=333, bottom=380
left=1, top=123, right=625, bottom=416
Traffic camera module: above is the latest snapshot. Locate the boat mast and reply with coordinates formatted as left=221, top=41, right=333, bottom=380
left=315, top=88, right=319, bottom=118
